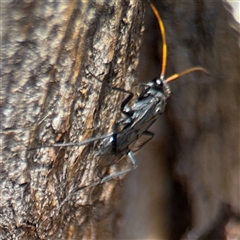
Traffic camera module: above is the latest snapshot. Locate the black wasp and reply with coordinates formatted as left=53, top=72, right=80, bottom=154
left=84, top=3, right=207, bottom=184
left=41, top=4, right=208, bottom=192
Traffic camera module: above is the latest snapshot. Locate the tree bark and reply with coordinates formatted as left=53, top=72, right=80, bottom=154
left=1, top=0, right=145, bottom=239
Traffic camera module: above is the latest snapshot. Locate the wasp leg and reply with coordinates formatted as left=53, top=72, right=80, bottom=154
left=47, top=152, right=137, bottom=214
left=29, top=133, right=113, bottom=150
left=100, top=151, right=137, bottom=184
left=86, top=66, right=134, bottom=115
left=105, top=132, right=154, bottom=183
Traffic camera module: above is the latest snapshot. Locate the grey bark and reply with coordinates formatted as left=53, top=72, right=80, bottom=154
left=1, top=1, right=144, bottom=239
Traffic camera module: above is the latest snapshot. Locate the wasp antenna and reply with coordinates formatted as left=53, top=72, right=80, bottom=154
left=166, top=67, right=209, bottom=82
left=150, top=3, right=167, bottom=80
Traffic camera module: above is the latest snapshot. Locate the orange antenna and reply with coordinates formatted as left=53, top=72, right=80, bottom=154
left=150, top=3, right=167, bottom=80
left=150, top=3, right=208, bottom=83
left=166, top=67, right=209, bottom=82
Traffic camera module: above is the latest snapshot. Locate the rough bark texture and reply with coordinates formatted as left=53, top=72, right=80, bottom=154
left=117, top=0, right=240, bottom=240
left=2, top=0, right=239, bottom=239
left=1, top=0, right=144, bottom=239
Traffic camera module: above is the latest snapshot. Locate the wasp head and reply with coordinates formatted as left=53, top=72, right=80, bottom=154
left=151, top=78, right=171, bottom=98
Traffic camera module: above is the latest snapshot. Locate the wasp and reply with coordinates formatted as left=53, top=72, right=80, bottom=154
left=37, top=3, right=208, bottom=198
left=87, top=3, right=208, bottom=183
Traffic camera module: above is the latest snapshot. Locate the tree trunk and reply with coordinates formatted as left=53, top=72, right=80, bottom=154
left=1, top=1, right=145, bottom=239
